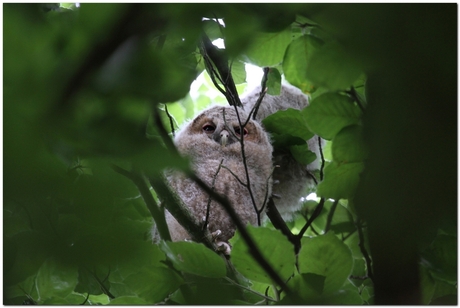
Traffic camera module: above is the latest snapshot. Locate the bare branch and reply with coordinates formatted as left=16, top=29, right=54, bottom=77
left=250, top=66, right=270, bottom=120
left=200, top=33, right=242, bottom=107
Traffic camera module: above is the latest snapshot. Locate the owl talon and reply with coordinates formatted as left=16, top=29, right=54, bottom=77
left=272, top=193, right=282, bottom=199
left=216, top=241, right=232, bottom=255
left=211, top=229, right=222, bottom=240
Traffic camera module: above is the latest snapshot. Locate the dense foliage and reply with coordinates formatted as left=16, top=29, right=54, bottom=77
left=4, top=3, right=457, bottom=305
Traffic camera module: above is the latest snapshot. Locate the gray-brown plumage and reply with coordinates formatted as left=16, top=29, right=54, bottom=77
left=241, top=84, right=322, bottom=221
left=165, top=105, right=273, bottom=244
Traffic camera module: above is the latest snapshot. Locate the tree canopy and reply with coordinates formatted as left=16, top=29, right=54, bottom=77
left=3, top=3, right=457, bottom=305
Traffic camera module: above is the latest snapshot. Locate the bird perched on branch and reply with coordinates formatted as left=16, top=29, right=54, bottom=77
left=164, top=105, right=273, bottom=249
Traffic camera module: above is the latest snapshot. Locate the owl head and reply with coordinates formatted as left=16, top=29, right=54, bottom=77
left=174, top=105, right=272, bottom=160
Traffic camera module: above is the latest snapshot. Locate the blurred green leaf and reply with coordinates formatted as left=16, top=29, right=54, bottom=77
left=289, top=144, right=317, bottom=165
left=231, top=226, right=295, bottom=284
left=243, top=27, right=293, bottom=67
left=123, top=266, right=183, bottom=303
left=422, top=235, right=457, bottom=283
left=263, top=108, right=315, bottom=141
left=283, top=34, right=323, bottom=93
left=306, top=41, right=362, bottom=91
left=109, top=296, right=149, bottom=305
left=332, top=125, right=368, bottom=163
left=317, top=161, right=365, bottom=199
left=298, top=233, right=353, bottom=294
left=266, top=67, right=282, bottom=95
left=36, top=257, right=78, bottom=300
left=160, top=241, right=226, bottom=278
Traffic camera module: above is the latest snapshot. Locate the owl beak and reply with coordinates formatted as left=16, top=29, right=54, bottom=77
left=220, top=130, right=229, bottom=147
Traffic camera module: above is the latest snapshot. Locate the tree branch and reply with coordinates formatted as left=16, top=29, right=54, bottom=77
left=200, top=33, right=242, bottom=107
left=111, top=164, right=171, bottom=241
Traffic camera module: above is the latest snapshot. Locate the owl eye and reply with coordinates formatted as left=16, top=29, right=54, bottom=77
left=234, top=127, right=248, bottom=137
left=202, top=124, right=215, bottom=133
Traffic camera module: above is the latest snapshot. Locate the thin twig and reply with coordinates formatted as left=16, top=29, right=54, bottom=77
left=347, top=86, right=365, bottom=113
left=204, top=159, right=225, bottom=231
left=164, top=104, right=176, bottom=138
left=325, top=199, right=339, bottom=233
left=200, top=33, right=242, bottom=107
left=111, top=164, right=171, bottom=241
left=318, top=136, right=325, bottom=182
left=250, top=67, right=270, bottom=120
left=223, top=277, right=276, bottom=302
left=355, top=218, right=374, bottom=281
left=222, top=108, right=261, bottom=225
left=297, top=198, right=326, bottom=238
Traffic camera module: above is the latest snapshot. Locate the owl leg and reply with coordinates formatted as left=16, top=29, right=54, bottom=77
left=211, top=230, right=232, bottom=255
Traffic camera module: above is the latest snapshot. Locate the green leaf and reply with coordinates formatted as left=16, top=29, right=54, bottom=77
left=298, top=233, right=353, bottom=294
left=266, top=67, right=282, bottom=95
left=124, top=266, right=183, bottom=304
left=159, top=241, right=226, bottom=278
left=422, top=234, right=457, bottom=283
left=109, top=296, right=149, bottom=305
left=284, top=273, right=326, bottom=301
left=243, top=27, right=293, bottom=67
left=231, top=226, right=295, bottom=284
left=262, top=108, right=314, bottom=141
left=283, top=35, right=324, bottom=93
left=289, top=144, right=317, bottom=165
left=332, top=125, right=368, bottom=162
left=306, top=41, right=362, bottom=91
left=304, top=93, right=362, bottom=140
left=316, top=161, right=365, bottom=199
left=36, top=257, right=78, bottom=300
left=232, top=60, right=247, bottom=85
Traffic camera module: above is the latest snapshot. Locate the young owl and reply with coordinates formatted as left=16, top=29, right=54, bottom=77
left=241, top=84, right=322, bottom=221
left=165, top=105, right=273, bottom=245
